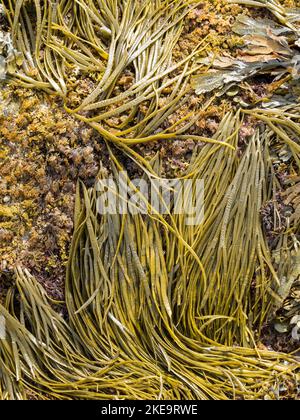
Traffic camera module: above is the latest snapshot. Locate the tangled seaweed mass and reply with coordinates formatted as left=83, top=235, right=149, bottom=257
left=0, top=0, right=300, bottom=400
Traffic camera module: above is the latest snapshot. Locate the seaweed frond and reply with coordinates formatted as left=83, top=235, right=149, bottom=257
left=2, top=0, right=214, bottom=146
left=1, top=112, right=299, bottom=400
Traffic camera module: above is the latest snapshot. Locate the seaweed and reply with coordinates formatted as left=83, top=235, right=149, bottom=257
left=192, top=5, right=300, bottom=97
left=0, top=0, right=299, bottom=401
left=0, top=112, right=299, bottom=399
left=1, top=0, right=218, bottom=149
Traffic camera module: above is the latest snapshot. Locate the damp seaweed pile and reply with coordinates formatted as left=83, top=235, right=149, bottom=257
left=0, top=0, right=299, bottom=400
